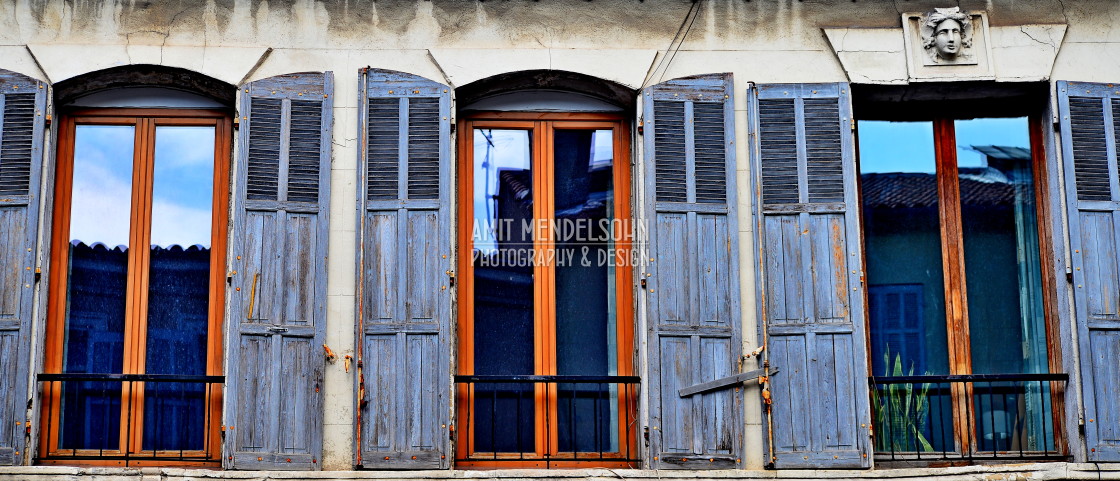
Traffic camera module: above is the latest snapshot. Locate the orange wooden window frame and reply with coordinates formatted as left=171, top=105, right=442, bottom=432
left=859, top=115, right=1066, bottom=456
left=40, top=108, right=231, bottom=467
left=455, top=112, right=637, bottom=468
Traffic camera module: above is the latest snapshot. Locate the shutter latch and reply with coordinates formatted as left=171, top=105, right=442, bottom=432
left=678, top=366, right=779, bottom=397
left=269, top=326, right=289, bottom=333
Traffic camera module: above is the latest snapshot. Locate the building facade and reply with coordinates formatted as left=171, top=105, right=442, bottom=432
left=0, top=0, right=1119, bottom=478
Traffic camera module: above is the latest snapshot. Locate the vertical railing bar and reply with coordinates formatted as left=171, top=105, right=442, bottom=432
left=468, top=381, right=472, bottom=459
left=491, top=384, right=497, bottom=460
left=625, top=383, right=631, bottom=462
left=517, top=383, right=524, bottom=460
left=966, top=381, right=974, bottom=460
left=1015, top=381, right=1023, bottom=458
left=545, top=381, right=551, bottom=462
left=204, top=383, right=211, bottom=459
left=569, top=382, right=575, bottom=458
left=886, top=383, right=895, bottom=459
left=1041, top=379, right=1050, bottom=456
left=988, top=381, right=997, bottom=457
left=938, top=383, right=948, bottom=459
left=181, top=381, right=188, bottom=460
left=126, top=380, right=133, bottom=463
left=915, top=381, right=922, bottom=460
left=47, top=380, right=55, bottom=459
left=597, top=382, right=603, bottom=459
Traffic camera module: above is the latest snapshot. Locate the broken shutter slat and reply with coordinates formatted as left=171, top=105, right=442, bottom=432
left=225, top=72, right=333, bottom=471
left=0, top=69, right=46, bottom=466
left=356, top=69, right=451, bottom=470
left=1057, top=80, right=1120, bottom=461
left=750, top=83, right=871, bottom=469
left=643, top=73, right=743, bottom=470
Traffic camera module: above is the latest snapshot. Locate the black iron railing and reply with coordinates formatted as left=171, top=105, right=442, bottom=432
left=37, top=373, right=223, bottom=463
left=455, top=375, right=640, bottom=466
left=870, top=373, right=1068, bottom=461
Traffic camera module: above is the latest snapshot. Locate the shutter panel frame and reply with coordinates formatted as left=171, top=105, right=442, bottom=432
left=643, top=73, right=744, bottom=470
left=1057, top=80, right=1120, bottom=462
left=225, top=71, right=333, bottom=471
left=749, top=83, right=872, bottom=469
left=355, top=68, right=452, bottom=469
left=0, top=69, right=47, bottom=466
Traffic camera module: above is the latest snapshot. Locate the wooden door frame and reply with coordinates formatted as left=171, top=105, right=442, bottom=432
left=39, top=108, right=230, bottom=467
left=455, top=112, right=636, bottom=468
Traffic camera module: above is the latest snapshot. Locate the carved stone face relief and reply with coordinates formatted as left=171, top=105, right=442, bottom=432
left=921, top=7, right=974, bottom=64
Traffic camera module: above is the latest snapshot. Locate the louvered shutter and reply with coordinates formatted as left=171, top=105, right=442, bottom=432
left=225, top=72, right=333, bottom=470
left=0, top=69, right=46, bottom=466
left=643, top=74, right=743, bottom=469
left=356, top=69, right=451, bottom=469
left=750, top=83, right=871, bottom=468
left=1057, top=81, right=1120, bottom=461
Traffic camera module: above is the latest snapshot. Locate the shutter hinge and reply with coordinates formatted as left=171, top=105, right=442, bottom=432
left=447, top=270, right=456, bottom=287
left=34, top=267, right=41, bottom=284
left=44, top=113, right=52, bottom=127
left=640, top=278, right=648, bottom=289
left=643, top=426, right=650, bottom=445
left=450, top=123, right=456, bottom=135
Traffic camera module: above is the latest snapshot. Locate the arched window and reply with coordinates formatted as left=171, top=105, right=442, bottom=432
left=40, top=68, right=233, bottom=467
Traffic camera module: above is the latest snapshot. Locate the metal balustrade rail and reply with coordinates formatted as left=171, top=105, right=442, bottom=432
left=36, top=373, right=223, bottom=463
left=870, top=373, right=1068, bottom=461
left=454, top=375, right=640, bottom=467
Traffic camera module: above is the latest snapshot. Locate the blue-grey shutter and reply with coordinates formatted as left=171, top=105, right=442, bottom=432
left=0, top=69, right=46, bottom=466
left=750, top=83, right=871, bottom=468
left=356, top=69, right=451, bottom=469
left=643, top=74, right=743, bottom=469
left=1057, top=81, right=1120, bottom=461
left=225, top=72, right=333, bottom=470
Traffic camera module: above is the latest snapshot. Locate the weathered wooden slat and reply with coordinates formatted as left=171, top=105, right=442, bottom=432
left=0, top=69, right=45, bottom=466
left=1058, top=81, right=1120, bottom=461
left=751, top=83, right=872, bottom=469
left=357, top=69, right=452, bottom=470
left=644, top=74, right=743, bottom=469
left=226, top=71, right=332, bottom=471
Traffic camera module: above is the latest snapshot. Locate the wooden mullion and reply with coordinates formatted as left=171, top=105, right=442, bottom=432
left=530, top=120, right=549, bottom=459
left=119, top=117, right=149, bottom=458
left=205, top=117, right=231, bottom=462
left=933, top=117, right=975, bottom=454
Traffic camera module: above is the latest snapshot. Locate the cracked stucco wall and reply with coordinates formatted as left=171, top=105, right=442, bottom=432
left=1, top=0, right=1119, bottom=472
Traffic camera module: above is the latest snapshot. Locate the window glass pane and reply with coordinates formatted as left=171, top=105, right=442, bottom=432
left=553, top=129, right=618, bottom=453
left=143, top=126, right=216, bottom=452
left=859, top=121, right=949, bottom=377
left=471, top=128, right=534, bottom=452
left=61, top=124, right=135, bottom=450
left=956, top=117, right=1052, bottom=452
left=860, top=121, right=952, bottom=453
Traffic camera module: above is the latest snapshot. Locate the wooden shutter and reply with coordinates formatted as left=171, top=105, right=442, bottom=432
left=643, top=74, right=743, bottom=469
left=0, top=69, right=46, bottom=466
left=1058, top=81, right=1120, bottom=461
left=356, top=69, right=451, bottom=469
left=225, top=72, right=332, bottom=470
left=750, top=83, right=871, bottom=468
